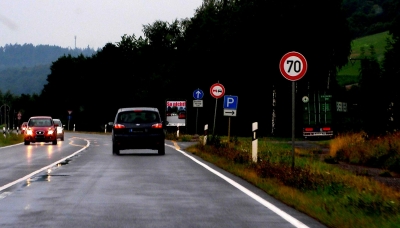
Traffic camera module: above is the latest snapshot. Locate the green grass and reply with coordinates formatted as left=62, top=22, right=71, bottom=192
left=0, top=133, right=24, bottom=147
left=337, top=31, right=391, bottom=86
left=187, top=135, right=400, bottom=228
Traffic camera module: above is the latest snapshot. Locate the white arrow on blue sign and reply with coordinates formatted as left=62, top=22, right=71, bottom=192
left=193, top=89, right=204, bottom=100
left=223, top=95, right=238, bottom=109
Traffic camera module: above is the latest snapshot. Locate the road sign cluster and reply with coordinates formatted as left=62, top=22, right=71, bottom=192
left=192, top=83, right=238, bottom=117
left=188, top=51, right=306, bottom=135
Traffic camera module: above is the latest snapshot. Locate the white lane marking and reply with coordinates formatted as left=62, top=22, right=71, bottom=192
left=0, top=142, right=24, bottom=149
left=166, top=144, right=309, bottom=228
left=0, top=138, right=90, bottom=192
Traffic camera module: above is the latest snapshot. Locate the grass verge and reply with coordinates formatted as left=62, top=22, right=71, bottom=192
left=0, top=133, right=24, bottom=147
left=186, top=135, right=400, bottom=228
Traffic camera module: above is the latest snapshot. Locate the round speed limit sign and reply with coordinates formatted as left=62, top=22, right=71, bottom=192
left=279, top=51, right=307, bottom=81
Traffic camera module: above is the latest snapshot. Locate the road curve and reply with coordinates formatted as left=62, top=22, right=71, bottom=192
left=0, top=132, right=326, bottom=228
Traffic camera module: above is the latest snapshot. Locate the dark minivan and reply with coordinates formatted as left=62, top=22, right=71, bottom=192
left=110, top=107, right=166, bottom=155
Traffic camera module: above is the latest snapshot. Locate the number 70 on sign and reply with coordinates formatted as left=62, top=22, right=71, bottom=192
left=279, top=51, right=308, bottom=81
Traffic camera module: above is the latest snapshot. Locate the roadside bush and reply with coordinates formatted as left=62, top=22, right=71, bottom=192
left=330, top=132, right=400, bottom=172
left=180, top=134, right=192, bottom=142
left=207, top=135, right=229, bottom=149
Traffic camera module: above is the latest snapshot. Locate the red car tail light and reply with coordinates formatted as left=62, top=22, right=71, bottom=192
left=322, top=127, right=331, bottom=131
left=114, top=124, right=126, bottom=129
left=304, top=128, right=314, bottom=132
left=152, top=123, right=163, bottom=129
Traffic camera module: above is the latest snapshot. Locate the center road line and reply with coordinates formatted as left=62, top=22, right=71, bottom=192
left=0, top=138, right=90, bottom=192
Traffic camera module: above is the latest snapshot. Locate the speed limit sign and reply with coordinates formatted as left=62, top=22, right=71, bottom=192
left=279, top=51, right=307, bottom=81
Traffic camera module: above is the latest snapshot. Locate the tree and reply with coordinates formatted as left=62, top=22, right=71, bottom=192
left=358, top=45, right=386, bottom=135
left=381, top=0, right=400, bottom=132
left=32, top=0, right=353, bottom=135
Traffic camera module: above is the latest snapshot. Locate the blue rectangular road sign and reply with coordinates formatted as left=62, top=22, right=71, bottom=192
left=223, top=95, right=238, bottom=109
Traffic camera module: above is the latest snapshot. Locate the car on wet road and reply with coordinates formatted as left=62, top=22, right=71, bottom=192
left=52, top=118, right=64, bottom=141
left=24, top=116, right=58, bottom=145
left=110, top=107, right=166, bottom=155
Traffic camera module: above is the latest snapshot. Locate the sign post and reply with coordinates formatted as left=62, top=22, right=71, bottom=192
left=279, top=51, right=307, bottom=168
left=210, top=82, right=225, bottom=135
left=193, top=88, right=204, bottom=134
left=223, top=95, right=238, bottom=141
left=67, top=110, right=73, bottom=131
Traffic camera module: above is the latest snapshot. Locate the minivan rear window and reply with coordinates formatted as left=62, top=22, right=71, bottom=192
left=117, top=111, right=159, bottom=124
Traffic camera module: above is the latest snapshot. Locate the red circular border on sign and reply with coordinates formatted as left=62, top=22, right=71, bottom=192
left=279, top=51, right=307, bottom=81
left=210, top=83, right=225, bottom=99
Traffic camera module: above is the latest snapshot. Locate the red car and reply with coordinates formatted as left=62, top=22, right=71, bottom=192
left=178, top=111, right=186, bottom=119
left=24, top=116, right=58, bottom=145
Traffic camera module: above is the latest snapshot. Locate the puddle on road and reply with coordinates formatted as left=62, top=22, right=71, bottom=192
left=21, top=155, right=79, bottom=188
left=57, top=158, right=71, bottom=166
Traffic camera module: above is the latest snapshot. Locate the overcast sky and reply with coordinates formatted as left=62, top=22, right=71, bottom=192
left=0, top=0, right=203, bottom=50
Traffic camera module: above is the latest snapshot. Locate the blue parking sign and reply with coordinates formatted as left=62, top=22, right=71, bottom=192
left=223, top=95, right=238, bottom=109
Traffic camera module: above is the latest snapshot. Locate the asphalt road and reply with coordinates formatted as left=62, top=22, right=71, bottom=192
left=0, top=132, right=326, bottom=228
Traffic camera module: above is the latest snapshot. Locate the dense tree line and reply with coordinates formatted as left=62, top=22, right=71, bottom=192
left=1, top=0, right=399, bottom=137
left=343, top=0, right=397, bottom=39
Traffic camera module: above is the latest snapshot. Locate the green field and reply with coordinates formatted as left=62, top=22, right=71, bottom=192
left=337, top=31, right=391, bottom=86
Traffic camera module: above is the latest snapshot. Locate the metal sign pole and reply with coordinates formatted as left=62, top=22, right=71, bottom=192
left=196, top=108, right=199, bottom=134
left=213, top=98, right=217, bottom=135
left=228, top=117, right=231, bottom=142
left=292, top=81, right=295, bottom=169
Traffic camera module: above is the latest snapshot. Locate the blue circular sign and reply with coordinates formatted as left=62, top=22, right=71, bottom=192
left=193, top=89, right=204, bottom=100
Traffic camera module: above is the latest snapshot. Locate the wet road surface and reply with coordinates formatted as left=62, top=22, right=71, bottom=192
left=0, top=132, right=326, bottom=228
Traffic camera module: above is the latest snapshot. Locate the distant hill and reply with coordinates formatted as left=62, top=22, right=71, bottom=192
left=336, top=31, right=390, bottom=86
left=0, top=64, right=50, bottom=95
left=0, top=44, right=97, bottom=95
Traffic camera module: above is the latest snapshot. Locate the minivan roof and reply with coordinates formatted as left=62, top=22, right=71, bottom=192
left=118, top=107, right=159, bottom=112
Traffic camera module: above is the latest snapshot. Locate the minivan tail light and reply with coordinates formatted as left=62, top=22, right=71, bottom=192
left=152, top=123, right=163, bottom=129
left=114, top=124, right=126, bottom=129
left=322, top=127, right=331, bottom=131
left=304, top=128, right=313, bottom=132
